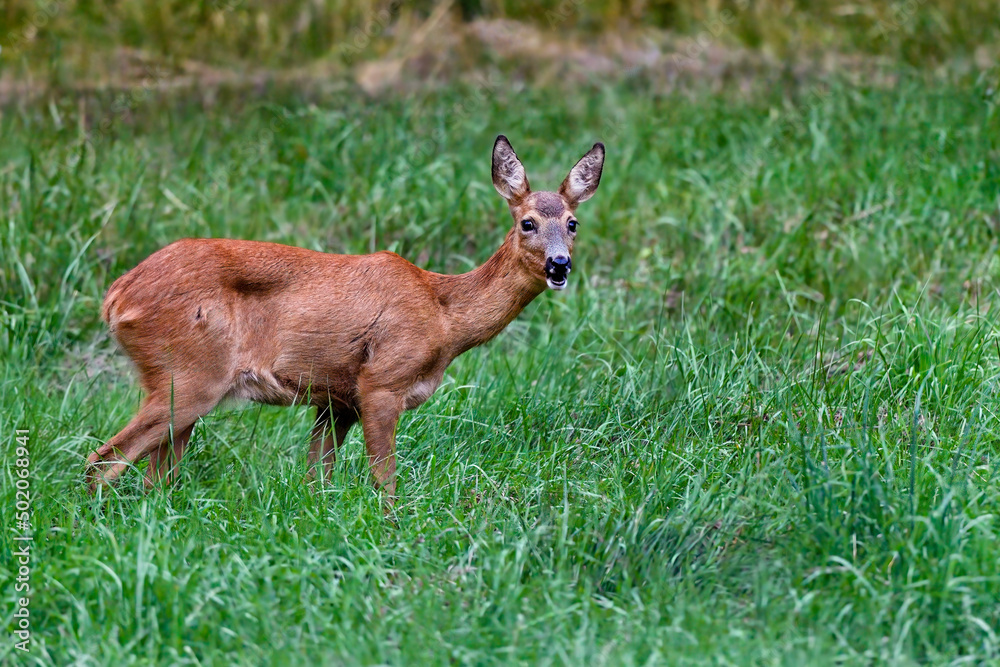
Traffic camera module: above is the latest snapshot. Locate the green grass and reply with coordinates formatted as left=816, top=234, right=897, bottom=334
left=2, top=70, right=1000, bottom=664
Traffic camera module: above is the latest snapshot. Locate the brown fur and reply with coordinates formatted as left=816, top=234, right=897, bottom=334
left=87, top=136, right=605, bottom=505
left=528, top=192, right=567, bottom=219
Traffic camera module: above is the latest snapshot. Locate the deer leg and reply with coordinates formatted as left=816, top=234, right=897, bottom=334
left=144, top=421, right=196, bottom=489
left=88, top=385, right=223, bottom=492
left=359, top=391, right=404, bottom=502
left=332, top=416, right=356, bottom=462
left=87, top=395, right=173, bottom=490
left=307, top=408, right=332, bottom=479
left=307, top=407, right=357, bottom=481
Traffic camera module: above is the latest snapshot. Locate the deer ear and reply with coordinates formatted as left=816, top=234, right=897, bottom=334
left=559, top=142, right=605, bottom=208
left=492, top=135, right=530, bottom=204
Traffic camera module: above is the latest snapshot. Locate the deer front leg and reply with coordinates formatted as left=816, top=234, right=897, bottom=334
left=359, top=390, right=404, bottom=503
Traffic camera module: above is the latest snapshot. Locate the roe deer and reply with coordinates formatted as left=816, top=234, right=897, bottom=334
left=88, top=135, right=605, bottom=503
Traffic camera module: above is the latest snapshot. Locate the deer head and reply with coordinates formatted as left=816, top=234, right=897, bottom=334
left=492, top=135, right=605, bottom=290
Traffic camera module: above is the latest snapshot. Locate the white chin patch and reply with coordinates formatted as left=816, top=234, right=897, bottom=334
left=546, top=277, right=568, bottom=290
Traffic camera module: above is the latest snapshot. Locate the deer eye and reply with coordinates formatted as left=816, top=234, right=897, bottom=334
left=567, top=219, right=578, bottom=233
left=520, top=219, right=535, bottom=232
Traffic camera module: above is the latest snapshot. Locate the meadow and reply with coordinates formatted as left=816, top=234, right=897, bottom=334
left=2, top=67, right=1000, bottom=664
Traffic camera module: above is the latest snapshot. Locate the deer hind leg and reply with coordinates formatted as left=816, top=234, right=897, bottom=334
left=144, top=421, right=195, bottom=489
left=88, top=381, right=225, bottom=492
left=88, top=394, right=172, bottom=490
left=307, top=407, right=357, bottom=481
left=359, top=390, right=404, bottom=503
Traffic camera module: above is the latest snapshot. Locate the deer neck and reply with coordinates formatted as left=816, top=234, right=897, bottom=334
left=434, top=230, right=546, bottom=358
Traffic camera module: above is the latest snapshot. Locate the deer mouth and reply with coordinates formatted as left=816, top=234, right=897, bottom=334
left=546, top=275, right=568, bottom=290
left=545, top=256, right=571, bottom=290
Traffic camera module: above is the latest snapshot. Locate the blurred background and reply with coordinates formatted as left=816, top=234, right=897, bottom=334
left=1, top=0, right=998, bottom=96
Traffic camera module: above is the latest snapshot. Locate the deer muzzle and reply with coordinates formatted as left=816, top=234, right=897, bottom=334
left=545, top=255, right=572, bottom=290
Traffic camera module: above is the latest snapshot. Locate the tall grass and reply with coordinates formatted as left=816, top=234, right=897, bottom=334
left=2, top=73, right=1000, bottom=663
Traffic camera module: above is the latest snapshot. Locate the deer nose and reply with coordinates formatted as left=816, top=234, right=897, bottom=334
left=548, top=255, right=571, bottom=271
